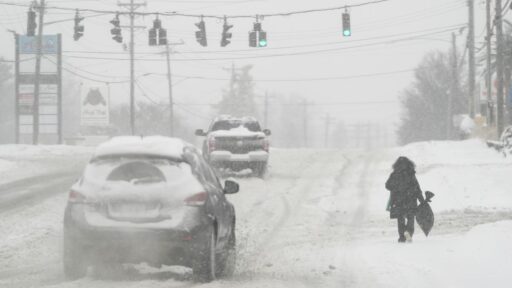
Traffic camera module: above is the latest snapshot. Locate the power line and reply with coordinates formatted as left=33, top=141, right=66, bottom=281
left=60, top=23, right=465, bottom=56
left=167, top=68, right=414, bottom=82
left=0, top=0, right=391, bottom=20
left=174, top=100, right=398, bottom=106
left=59, top=51, right=416, bottom=83
left=58, top=26, right=463, bottom=62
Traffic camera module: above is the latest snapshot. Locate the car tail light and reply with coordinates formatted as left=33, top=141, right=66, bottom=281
left=263, top=139, right=270, bottom=151
left=208, top=137, right=216, bottom=152
left=68, top=189, right=87, bottom=203
left=185, top=192, right=208, bottom=206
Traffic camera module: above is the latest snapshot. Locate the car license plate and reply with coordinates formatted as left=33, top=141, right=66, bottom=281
left=107, top=202, right=160, bottom=219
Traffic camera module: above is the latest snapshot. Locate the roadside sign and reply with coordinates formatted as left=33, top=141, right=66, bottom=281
left=15, top=34, right=62, bottom=144
left=81, top=86, right=110, bottom=126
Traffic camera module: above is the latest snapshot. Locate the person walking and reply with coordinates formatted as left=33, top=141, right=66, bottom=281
left=385, top=156, right=425, bottom=243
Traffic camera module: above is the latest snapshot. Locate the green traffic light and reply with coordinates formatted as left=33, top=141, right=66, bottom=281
left=343, top=30, right=351, bottom=37
left=259, top=39, right=267, bottom=47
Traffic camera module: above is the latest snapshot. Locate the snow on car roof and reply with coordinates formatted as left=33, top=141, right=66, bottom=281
left=213, top=115, right=258, bottom=122
left=93, top=136, right=189, bottom=160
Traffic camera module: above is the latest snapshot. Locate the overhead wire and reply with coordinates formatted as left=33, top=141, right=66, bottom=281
left=59, top=23, right=465, bottom=56
left=0, top=0, right=391, bottom=19
left=59, top=26, right=464, bottom=62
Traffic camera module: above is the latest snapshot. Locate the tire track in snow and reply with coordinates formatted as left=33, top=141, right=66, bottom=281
left=234, top=150, right=350, bottom=287
left=0, top=172, right=79, bottom=213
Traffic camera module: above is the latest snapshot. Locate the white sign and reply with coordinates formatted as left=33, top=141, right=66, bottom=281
left=81, top=86, right=109, bottom=126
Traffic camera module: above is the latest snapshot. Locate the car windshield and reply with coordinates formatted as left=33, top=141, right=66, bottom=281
left=211, top=120, right=261, bottom=132
left=84, top=156, right=190, bottom=185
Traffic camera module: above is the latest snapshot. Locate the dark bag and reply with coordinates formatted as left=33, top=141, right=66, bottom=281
left=416, top=191, right=435, bottom=236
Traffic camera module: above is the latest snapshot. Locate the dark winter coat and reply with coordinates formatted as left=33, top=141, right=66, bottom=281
left=385, top=169, right=424, bottom=218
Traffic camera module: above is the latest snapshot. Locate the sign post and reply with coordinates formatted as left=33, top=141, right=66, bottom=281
left=15, top=34, right=62, bottom=144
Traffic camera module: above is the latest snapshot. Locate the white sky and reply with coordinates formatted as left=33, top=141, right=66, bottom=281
left=0, top=0, right=494, bottom=139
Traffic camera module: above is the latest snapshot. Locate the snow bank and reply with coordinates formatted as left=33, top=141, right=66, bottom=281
left=0, top=144, right=93, bottom=159
left=383, top=139, right=512, bottom=211
left=355, top=220, right=512, bottom=288
left=0, top=144, right=93, bottom=184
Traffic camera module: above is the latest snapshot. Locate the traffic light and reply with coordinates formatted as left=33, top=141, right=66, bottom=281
left=148, top=28, right=157, bottom=46
left=159, top=28, right=167, bottom=45
left=149, top=17, right=167, bottom=46
left=195, top=19, right=207, bottom=47
left=342, top=12, right=351, bottom=37
left=258, top=31, right=267, bottom=47
left=249, top=31, right=257, bottom=47
left=27, top=9, right=37, bottom=37
left=73, top=10, right=84, bottom=41
left=249, top=22, right=267, bottom=48
left=110, top=13, right=122, bottom=43
left=221, top=19, right=233, bottom=47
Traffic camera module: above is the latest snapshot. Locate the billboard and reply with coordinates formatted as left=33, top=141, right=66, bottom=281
left=81, top=86, right=109, bottom=126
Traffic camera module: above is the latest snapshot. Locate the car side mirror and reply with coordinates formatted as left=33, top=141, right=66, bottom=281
left=263, top=129, right=271, bottom=136
left=224, top=180, right=239, bottom=194
left=195, top=129, right=207, bottom=136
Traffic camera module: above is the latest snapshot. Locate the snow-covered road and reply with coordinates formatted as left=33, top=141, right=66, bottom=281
left=2, top=141, right=512, bottom=287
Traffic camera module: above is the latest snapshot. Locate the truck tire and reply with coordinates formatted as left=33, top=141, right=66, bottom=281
left=253, top=162, right=267, bottom=178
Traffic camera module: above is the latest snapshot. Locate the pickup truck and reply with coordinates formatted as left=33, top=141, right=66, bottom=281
left=195, top=116, right=271, bottom=177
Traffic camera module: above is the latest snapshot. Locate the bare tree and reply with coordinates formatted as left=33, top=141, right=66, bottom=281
left=398, top=51, right=467, bottom=144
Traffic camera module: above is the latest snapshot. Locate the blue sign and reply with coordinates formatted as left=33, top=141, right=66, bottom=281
left=18, top=35, right=59, bottom=54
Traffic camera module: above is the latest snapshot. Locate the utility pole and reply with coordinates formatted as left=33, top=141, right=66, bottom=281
left=32, top=0, right=45, bottom=144
left=323, top=114, right=334, bottom=148
left=496, top=0, right=505, bottom=136
left=118, top=0, right=145, bottom=135
left=486, top=0, right=494, bottom=126
left=14, top=32, right=19, bottom=144
left=448, top=32, right=457, bottom=140
left=468, top=0, right=476, bottom=118
left=165, top=44, right=174, bottom=137
left=264, top=91, right=269, bottom=128
left=129, top=0, right=135, bottom=135
left=302, top=100, right=308, bottom=148
left=164, top=41, right=184, bottom=137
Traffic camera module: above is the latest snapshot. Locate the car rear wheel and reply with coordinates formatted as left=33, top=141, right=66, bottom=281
left=193, top=226, right=218, bottom=282
left=218, top=227, right=236, bottom=278
left=63, top=230, right=88, bottom=280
